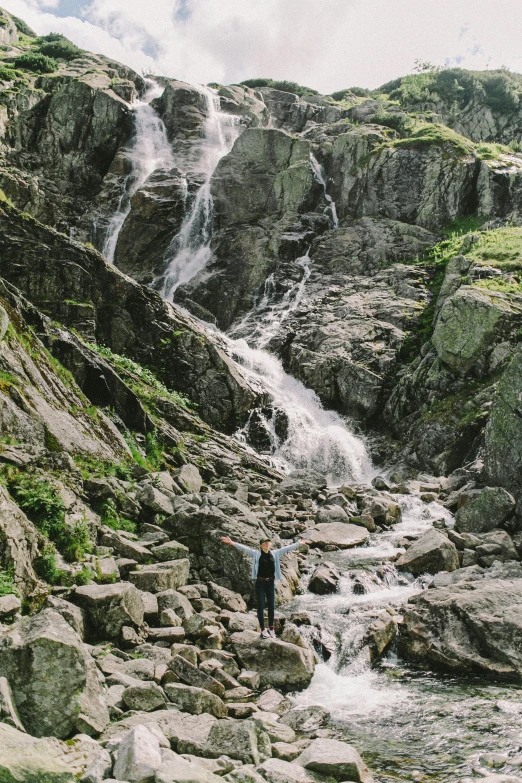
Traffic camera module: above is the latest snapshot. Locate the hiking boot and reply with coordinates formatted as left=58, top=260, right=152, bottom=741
left=260, top=628, right=270, bottom=639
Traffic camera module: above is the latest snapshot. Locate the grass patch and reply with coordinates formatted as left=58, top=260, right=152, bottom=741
left=0, top=567, right=17, bottom=597
left=13, top=52, right=57, bottom=73
left=441, top=215, right=487, bottom=237
left=465, top=226, right=522, bottom=270
left=75, top=454, right=133, bottom=482
left=100, top=498, right=137, bottom=534
left=388, top=123, right=474, bottom=157
left=474, top=278, right=522, bottom=295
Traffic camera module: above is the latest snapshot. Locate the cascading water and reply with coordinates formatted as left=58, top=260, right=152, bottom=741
left=101, top=80, right=174, bottom=264
left=310, top=152, right=339, bottom=228
left=156, top=87, right=240, bottom=301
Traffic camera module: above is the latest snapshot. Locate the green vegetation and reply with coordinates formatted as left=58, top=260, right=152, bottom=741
left=100, top=498, right=137, bottom=534
left=381, top=67, right=522, bottom=115
left=0, top=567, right=17, bottom=597
left=37, top=33, right=83, bottom=62
left=90, top=343, right=190, bottom=409
left=75, top=454, right=133, bottom=482
left=330, top=87, right=370, bottom=101
left=34, top=542, right=61, bottom=584
left=387, top=123, right=474, bottom=157
left=239, top=78, right=319, bottom=96
left=465, top=226, right=522, bottom=270
left=10, top=14, right=36, bottom=37
left=474, top=277, right=522, bottom=295
left=8, top=472, right=92, bottom=563
left=13, top=52, right=57, bottom=73
left=441, top=215, right=487, bottom=237
left=475, top=141, right=513, bottom=161
left=0, top=188, right=14, bottom=207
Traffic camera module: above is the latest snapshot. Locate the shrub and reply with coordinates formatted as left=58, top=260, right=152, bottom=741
left=240, top=78, right=318, bottom=96
left=34, top=543, right=61, bottom=584
left=330, top=87, right=370, bottom=101
left=100, top=498, right=137, bottom=534
left=480, top=73, right=520, bottom=112
left=13, top=52, right=57, bottom=73
left=38, top=33, right=83, bottom=61
left=11, top=14, right=36, bottom=37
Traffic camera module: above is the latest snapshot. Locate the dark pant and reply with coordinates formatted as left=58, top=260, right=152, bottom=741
left=255, top=579, right=275, bottom=629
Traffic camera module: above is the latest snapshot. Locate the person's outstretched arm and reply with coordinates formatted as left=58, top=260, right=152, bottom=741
left=221, top=536, right=258, bottom=556
left=274, top=539, right=306, bottom=555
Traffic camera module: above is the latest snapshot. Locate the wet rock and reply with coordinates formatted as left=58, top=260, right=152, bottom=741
left=0, top=609, right=109, bottom=738
left=400, top=577, right=522, bottom=679
left=231, top=630, right=314, bottom=691
left=308, top=564, right=340, bottom=595
left=113, top=725, right=162, bottom=783
left=360, top=496, right=401, bottom=527
left=295, top=738, right=373, bottom=782
left=0, top=723, right=75, bottom=783
left=129, top=559, right=190, bottom=592
left=303, top=522, right=369, bottom=549
left=280, top=706, right=329, bottom=733
left=164, top=682, right=227, bottom=718
left=365, top=612, right=399, bottom=661
left=395, top=528, right=460, bottom=575
left=455, top=486, right=516, bottom=534
left=74, top=583, right=144, bottom=640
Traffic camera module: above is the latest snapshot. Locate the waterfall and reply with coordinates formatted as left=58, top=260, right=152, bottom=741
left=156, top=87, right=241, bottom=301
left=102, top=80, right=174, bottom=264
left=310, top=152, right=339, bottom=228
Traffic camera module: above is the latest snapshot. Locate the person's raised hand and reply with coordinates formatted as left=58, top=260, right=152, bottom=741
left=221, top=536, right=233, bottom=545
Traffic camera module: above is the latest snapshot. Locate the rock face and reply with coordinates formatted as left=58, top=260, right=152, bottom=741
left=484, top=349, right=522, bottom=495
left=400, top=578, right=522, bottom=679
left=395, top=529, right=460, bottom=575
left=455, top=486, right=516, bottom=534
left=0, top=609, right=109, bottom=738
left=231, top=630, right=315, bottom=691
left=0, top=485, right=41, bottom=599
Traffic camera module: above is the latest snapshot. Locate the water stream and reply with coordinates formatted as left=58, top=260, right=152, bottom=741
left=102, top=80, right=174, bottom=264
left=100, top=83, right=522, bottom=783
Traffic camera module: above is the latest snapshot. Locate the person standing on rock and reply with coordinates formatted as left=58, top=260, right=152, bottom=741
left=221, top=535, right=305, bottom=639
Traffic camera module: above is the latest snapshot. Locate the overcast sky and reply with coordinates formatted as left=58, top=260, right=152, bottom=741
left=2, top=0, right=522, bottom=93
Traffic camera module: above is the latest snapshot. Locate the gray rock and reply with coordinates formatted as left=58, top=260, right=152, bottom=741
left=205, top=719, right=271, bottom=765
left=308, top=564, right=340, bottom=595
left=0, top=609, right=109, bottom=738
left=157, top=589, right=194, bottom=620
left=79, top=745, right=112, bottom=783
left=0, top=676, right=25, bottom=731
left=152, top=541, right=190, bottom=562
left=455, top=486, right=516, bottom=534
left=135, top=484, right=176, bottom=516
left=0, top=304, right=9, bottom=340
left=0, top=485, right=41, bottom=599
left=169, top=654, right=225, bottom=696
left=231, top=630, right=314, bottom=691
left=74, top=582, right=144, bottom=640
left=228, top=612, right=259, bottom=633
left=122, top=681, right=167, bottom=712
left=155, top=749, right=221, bottom=783
left=295, top=738, right=373, bottom=782
left=176, top=464, right=203, bottom=493
left=279, top=471, right=327, bottom=497
left=44, top=595, right=85, bottom=637
left=238, top=670, right=260, bottom=689
left=129, top=560, right=190, bottom=593
left=280, top=707, right=329, bottom=733
left=113, top=725, right=162, bottom=783
left=255, top=758, right=321, bottom=783
left=395, top=528, right=460, bottom=575
left=223, top=766, right=267, bottom=783
left=209, top=582, right=247, bottom=613
left=164, top=683, right=227, bottom=718
left=303, top=523, right=369, bottom=549
left=0, top=593, right=21, bottom=620
left=101, top=529, right=153, bottom=563
left=314, top=505, right=349, bottom=525
left=400, top=577, right=522, bottom=678
left=0, top=723, right=75, bottom=783
left=252, top=715, right=295, bottom=744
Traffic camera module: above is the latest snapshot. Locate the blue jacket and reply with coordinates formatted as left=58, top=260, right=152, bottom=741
left=233, top=541, right=301, bottom=581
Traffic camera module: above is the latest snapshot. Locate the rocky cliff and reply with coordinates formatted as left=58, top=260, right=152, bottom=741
left=1, top=6, right=522, bottom=783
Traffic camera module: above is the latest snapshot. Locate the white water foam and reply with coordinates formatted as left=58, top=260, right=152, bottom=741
left=310, top=152, right=339, bottom=228
left=102, top=80, right=174, bottom=264
left=157, top=87, right=240, bottom=300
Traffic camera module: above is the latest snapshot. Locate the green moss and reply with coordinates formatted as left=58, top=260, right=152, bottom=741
left=465, top=226, right=522, bottom=270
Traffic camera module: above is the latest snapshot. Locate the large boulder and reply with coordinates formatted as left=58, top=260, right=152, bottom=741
left=113, top=725, right=162, bottom=783
left=0, top=485, right=41, bottom=599
left=295, top=738, right=373, bottom=782
left=303, top=523, right=369, bottom=549
left=308, top=564, right=340, bottom=595
left=205, top=718, right=271, bottom=765
left=455, top=486, right=516, bottom=534
left=0, top=609, right=109, bottom=737
left=74, top=582, right=144, bottom=640
left=128, top=559, right=190, bottom=592
left=400, top=577, right=522, bottom=679
left=164, top=683, right=227, bottom=718
left=395, top=528, right=459, bottom=575
left=231, top=630, right=314, bottom=691
left=0, top=723, right=75, bottom=783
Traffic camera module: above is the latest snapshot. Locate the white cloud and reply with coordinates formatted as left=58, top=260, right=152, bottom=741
left=2, top=0, right=522, bottom=92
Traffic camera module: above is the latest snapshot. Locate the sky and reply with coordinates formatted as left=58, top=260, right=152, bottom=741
left=2, top=0, right=522, bottom=93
